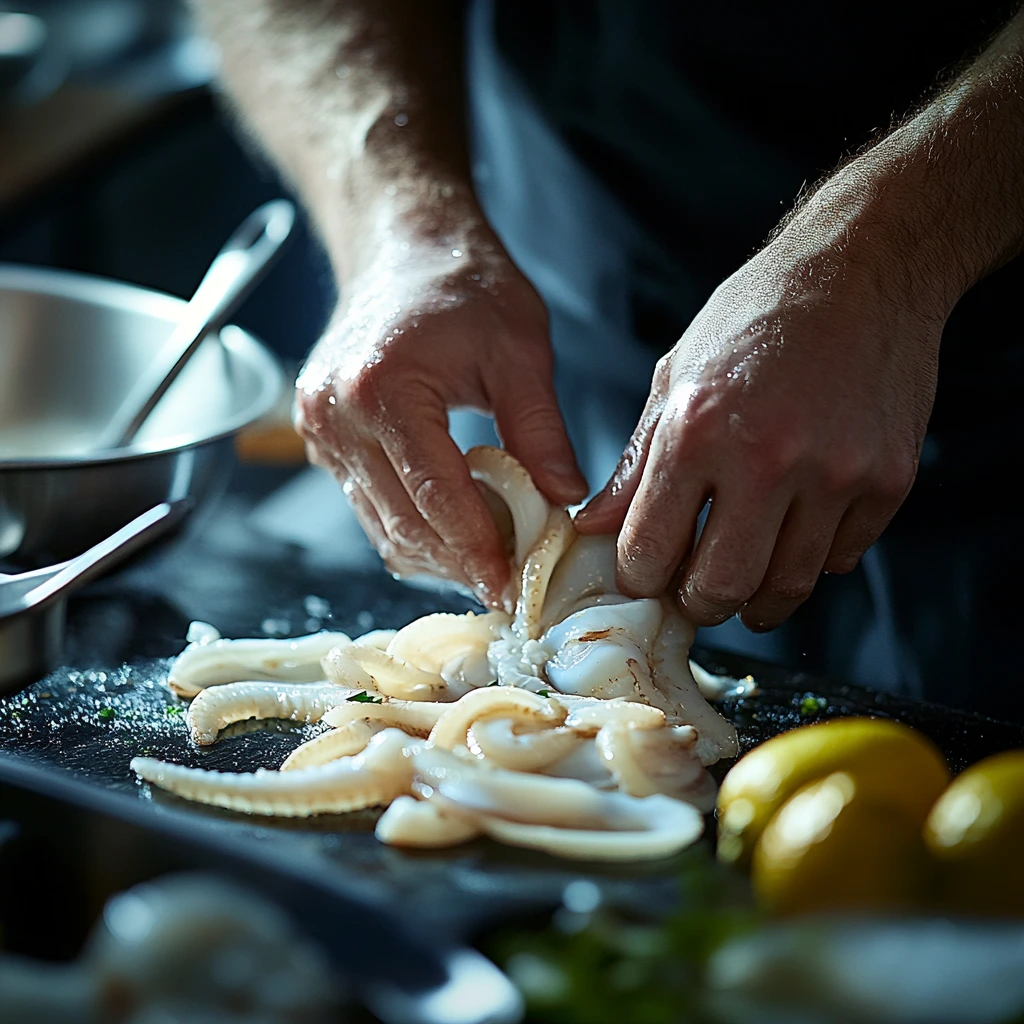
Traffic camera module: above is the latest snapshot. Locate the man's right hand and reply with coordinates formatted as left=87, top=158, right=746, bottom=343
left=294, top=226, right=587, bottom=606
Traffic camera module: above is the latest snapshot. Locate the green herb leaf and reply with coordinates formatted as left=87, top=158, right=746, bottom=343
left=347, top=691, right=383, bottom=704
left=799, top=694, right=827, bottom=716
left=165, top=705, right=183, bottom=716
left=538, top=689, right=551, bottom=698
left=98, top=707, right=116, bottom=722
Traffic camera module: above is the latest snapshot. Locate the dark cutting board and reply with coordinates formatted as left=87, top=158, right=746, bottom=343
left=2, top=472, right=1022, bottom=959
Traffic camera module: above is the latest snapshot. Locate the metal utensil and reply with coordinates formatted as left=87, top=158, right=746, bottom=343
left=94, top=200, right=295, bottom=451
left=0, top=501, right=191, bottom=694
left=0, top=264, right=285, bottom=565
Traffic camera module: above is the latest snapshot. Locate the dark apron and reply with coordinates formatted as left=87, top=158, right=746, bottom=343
left=465, top=0, right=1024, bottom=720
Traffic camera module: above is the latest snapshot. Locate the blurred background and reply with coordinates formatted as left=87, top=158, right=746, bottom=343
left=0, top=0, right=331, bottom=362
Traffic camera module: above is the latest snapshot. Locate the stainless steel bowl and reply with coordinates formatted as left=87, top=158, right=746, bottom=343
left=0, top=265, right=285, bottom=566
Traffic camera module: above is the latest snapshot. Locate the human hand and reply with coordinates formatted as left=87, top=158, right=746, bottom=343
left=575, top=208, right=947, bottom=630
left=294, top=227, right=586, bottom=605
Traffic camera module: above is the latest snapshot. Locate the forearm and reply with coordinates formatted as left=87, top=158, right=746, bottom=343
left=779, top=8, right=1024, bottom=321
left=191, top=0, right=480, bottom=284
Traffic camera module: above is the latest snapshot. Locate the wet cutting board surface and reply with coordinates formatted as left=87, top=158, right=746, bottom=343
left=2, top=472, right=1022, bottom=943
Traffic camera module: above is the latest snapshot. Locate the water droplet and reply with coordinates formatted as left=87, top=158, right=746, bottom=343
left=394, top=112, right=409, bottom=127
left=451, top=248, right=463, bottom=258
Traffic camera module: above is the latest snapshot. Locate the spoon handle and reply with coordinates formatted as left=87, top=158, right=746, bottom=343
left=15, top=500, right=192, bottom=615
left=94, top=200, right=296, bottom=451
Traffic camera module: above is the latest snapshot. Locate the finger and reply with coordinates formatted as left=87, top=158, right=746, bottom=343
left=339, top=440, right=470, bottom=583
left=489, top=364, right=587, bottom=506
left=677, top=485, right=792, bottom=626
left=823, top=495, right=900, bottom=575
left=738, top=497, right=845, bottom=631
left=609, top=415, right=711, bottom=597
left=377, top=404, right=510, bottom=602
left=574, top=381, right=666, bottom=535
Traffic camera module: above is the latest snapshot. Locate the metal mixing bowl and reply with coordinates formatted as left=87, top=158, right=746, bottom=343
left=0, top=265, right=285, bottom=566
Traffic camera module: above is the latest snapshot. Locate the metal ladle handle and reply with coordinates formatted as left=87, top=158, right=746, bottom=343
left=16, top=500, right=192, bottom=615
left=94, top=200, right=296, bottom=452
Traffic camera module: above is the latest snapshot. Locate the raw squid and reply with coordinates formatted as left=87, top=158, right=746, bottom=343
left=132, top=446, right=742, bottom=860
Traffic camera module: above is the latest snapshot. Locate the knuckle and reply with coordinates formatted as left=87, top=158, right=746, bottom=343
left=875, top=452, right=918, bottom=503
left=408, top=474, right=461, bottom=526
left=747, top=441, right=802, bottom=491
left=345, top=365, right=388, bottom=413
left=684, top=575, right=753, bottom=613
left=818, top=451, right=871, bottom=496
left=385, top=513, right=432, bottom=552
left=293, top=386, right=334, bottom=437
left=506, top=400, right=564, bottom=439
left=764, top=574, right=816, bottom=602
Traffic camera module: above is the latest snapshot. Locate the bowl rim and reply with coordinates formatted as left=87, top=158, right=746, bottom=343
left=0, top=263, right=287, bottom=469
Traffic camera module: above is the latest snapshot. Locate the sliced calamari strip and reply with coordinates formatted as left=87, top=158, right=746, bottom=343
left=322, top=697, right=449, bottom=737
left=428, top=687, right=566, bottom=751
left=471, top=800, right=702, bottom=861
left=168, top=631, right=352, bottom=698
left=561, top=697, right=666, bottom=735
left=387, top=611, right=509, bottom=688
left=466, top=445, right=549, bottom=569
left=594, top=722, right=716, bottom=810
left=352, top=629, right=398, bottom=650
left=347, top=645, right=449, bottom=701
left=413, top=748, right=703, bottom=860
left=187, top=682, right=356, bottom=745
left=131, top=729, right=417, bottom=817
left=374, top=795, right=481, bottom=848
left=516, top=508, right=576, bottom=639
left=280, top=719, right=384, bottom=771
left=467, top=717, right=583, bottom=771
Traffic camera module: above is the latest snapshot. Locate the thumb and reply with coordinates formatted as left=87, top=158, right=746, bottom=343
left=574, top=386, right=664, bottom=534
left=489, top=366, right=587, bottom=505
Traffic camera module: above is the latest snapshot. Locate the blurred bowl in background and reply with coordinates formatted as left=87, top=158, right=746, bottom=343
left=0, top=10, right=64, bottom=106
left=0, top=264, right=285, bottom=565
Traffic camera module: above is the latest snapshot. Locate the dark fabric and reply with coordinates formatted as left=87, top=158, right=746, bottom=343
left=476, top=1, right=1024, bottom=721
left=492, top=3, right=1018, bottom=342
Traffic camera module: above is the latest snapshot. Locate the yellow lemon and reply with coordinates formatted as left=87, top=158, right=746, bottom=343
left=717, top=717, right=950, bottom=867
left=752, top=772, right=933, bottom=915
left=925, top=749, right=1024, bottom=917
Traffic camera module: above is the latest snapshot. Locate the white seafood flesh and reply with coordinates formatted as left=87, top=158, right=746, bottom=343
left=412, top=748, right=703, bottom=860
left=133, top=729, right=417, bottom=816
left=428, top=686, right=566, bottom=751
left=168, top=631, right=351, bottom=698
left=322, top=697, right=450, bottom=736
left=467, top=717, right=584, bottom=772
left=279, top=719, right=384, bottom=771
left=374, top=795, right=482, bottom=848
left=386, top=610, right=510, bottom=689
left=187, top=682, right=359, bottom=745
left=136, top=445, right=741, bottom=857
left=466, top=445, right=549, bottom=572
left=539, top=599, right=662, bottom=700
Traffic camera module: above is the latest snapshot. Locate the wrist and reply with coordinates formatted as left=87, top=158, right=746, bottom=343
left=774, top=161, right=966, bottom=328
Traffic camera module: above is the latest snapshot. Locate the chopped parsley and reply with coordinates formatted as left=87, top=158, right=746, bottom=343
left=347, top=691, right=383, bottom=704
left=799, top=694, right=828, bottom=717
left=538, top=689, right=551, bottom=698
left=165, top=705, right=183, bottom=716
left=98, top=707, right=116, bottom=722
